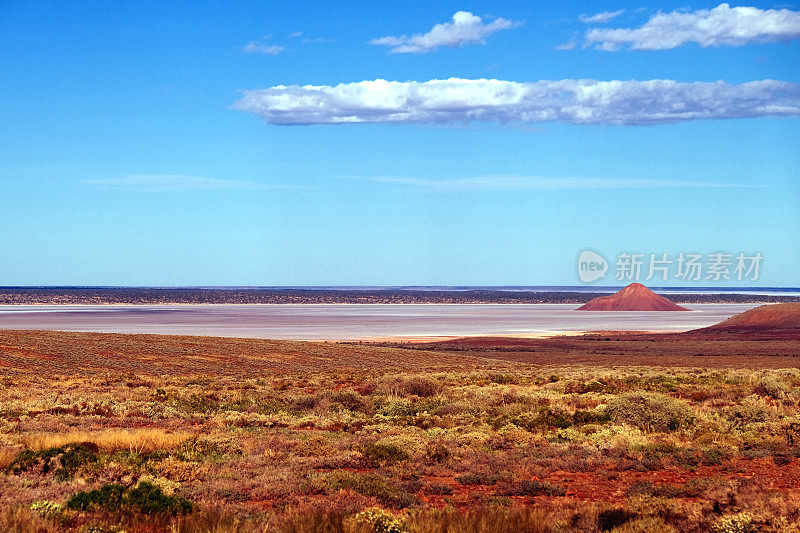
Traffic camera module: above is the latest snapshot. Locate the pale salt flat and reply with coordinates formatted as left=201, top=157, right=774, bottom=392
left=0, top=304, right=758, bottom=340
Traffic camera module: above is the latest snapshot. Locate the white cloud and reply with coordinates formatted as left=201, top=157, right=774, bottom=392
left=233, top=77, right=800, bottom=126
left=302, top=36, right=335, bottom=44
left=555, top=40, right=578, bottom=50
left=81, top=175, right=272, bottom=192
left=370, top=11, right=521, bottom=53
left=242, top=42, right=285, bottom=55
left=357, top=175, right=744, bottom=192
left=580, top=10, right=624, bottom=24
left=585, top=3, right=800, bottom=50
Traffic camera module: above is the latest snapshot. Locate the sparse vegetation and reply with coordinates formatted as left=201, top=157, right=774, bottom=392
left=1, top=329, right=799, bottom=531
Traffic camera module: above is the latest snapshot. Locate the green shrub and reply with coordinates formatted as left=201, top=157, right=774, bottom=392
left=604, top=392, right=694, bottom=432
left=456, top=472, right=504, bottom=486
left=66, top=482, right=192, bottom=515
left=176, top=438, right=224, bottom=462
left=701, top=448, right=732, bottom=466
left=711, top=512, right=756, bottom=533
left=175, top=393, right=219, bottom=414
left=534, top=408, right=573, bottom=429
left=624, top=481, right=656, bottom=496
left=254, top=397, right=289, bottom=414
left=126, top=481, right=193, bottom=514
left=7, top=443, right=99, bottom=481
left=360, top=442, right=409, bottom=467
left=354, top=508, right=407, bottom=533
left=639, top=454, right=663, bottom=471
left=673, top=449, right=701, bottom=468
left=597, top=508, right=638, bottom=531
left=567, top=379, right=619, bottom=394
left=401, top=377, right=441, bottom=397
left=488, top=373, right=517, bottom=384
left=330, top=390, right=367, bottom=412
left=291, top=394, right=320, bottom=411
left=66, top=484, right=127, bottom=512
left=573, top=409, right=612, bottom=425
left=424, top=443, right=450, bottom=464
left=487, top=496, right=512, bottom=507
left=645, top=375, right=678, bottom=393
left=422, top=482, right=454, bottom=495
left=381, top=399, right=417, bottom=417
left=741, top=447, right=770, bottom=460
left=721, top=401, right=772, bottom=430
left=496, top=479, right=566, bottom=497
left=327, top=472, right=418, bottom=509
left=29, top=500, right=65, bottom=519
left=513, top=407, right=573, bottom=431
left=753, top=374, right=787, bottom=399
left=115, top=449, right=170, bottom=468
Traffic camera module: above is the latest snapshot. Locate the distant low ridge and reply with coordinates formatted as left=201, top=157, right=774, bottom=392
left=0, top=287, right=796, bottom=305
left=702, top=302, right=800, bottom=331
left=576, top=283, right=689, bottom=311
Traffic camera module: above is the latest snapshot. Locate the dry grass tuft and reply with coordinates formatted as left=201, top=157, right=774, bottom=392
left=409, top=507, right=552, bottom=533
left=0, top=446, right=20, bottom=470
left=0, top=507, right=60, bottom=533
left=20, top=428, right=193, bottom=453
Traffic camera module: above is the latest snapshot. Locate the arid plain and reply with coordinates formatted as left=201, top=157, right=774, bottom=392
left=1, top=295, right=799, bottom=532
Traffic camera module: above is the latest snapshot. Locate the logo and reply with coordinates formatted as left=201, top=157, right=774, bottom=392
left=576, top=250, right=762, bottom=283
left=578, top=250, right=608, bottom=283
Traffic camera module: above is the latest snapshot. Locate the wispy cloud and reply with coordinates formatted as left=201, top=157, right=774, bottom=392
left=555, top=39, right=578, bottom=50
left=288, top=30, right=333, bottom=44
left=355, top=175, right=746, bottom=192
left=81, top=175, right=284, bottom=192
left=579, top=10, right=624, bottom=24
left=370, top=11, right=522, bottom=53
left=585, top=3, right=800, bottom=51
left=242, top=42, right=285, bottom=55
left=233, top=77, right=800, bottom=127
left=302, top=36, right=335, bottom=44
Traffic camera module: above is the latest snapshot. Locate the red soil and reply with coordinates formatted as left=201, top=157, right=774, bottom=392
left=576, top=283, right=689, bottom=311
left=417, top=456, right=800, bottom=507
left=395, top=331, right=800, bottom=369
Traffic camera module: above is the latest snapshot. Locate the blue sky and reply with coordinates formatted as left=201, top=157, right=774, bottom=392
left=0, top=1, right=798, bottom=286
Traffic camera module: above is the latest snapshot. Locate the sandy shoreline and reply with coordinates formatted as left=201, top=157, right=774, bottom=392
left=340, top=329, right=679, bottom=343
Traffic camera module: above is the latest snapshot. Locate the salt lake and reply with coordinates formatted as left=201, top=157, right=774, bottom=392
left=0, top=303, right=758, bottom=340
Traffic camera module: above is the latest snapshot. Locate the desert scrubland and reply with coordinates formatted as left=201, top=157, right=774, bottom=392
left=0, top=329, right=799, bottom=532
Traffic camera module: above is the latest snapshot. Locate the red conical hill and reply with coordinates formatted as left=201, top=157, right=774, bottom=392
left=577, top=283, right=689, bottom=311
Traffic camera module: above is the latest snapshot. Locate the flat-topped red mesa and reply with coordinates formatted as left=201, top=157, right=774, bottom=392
left=577, top=283, right=689, bottom=311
